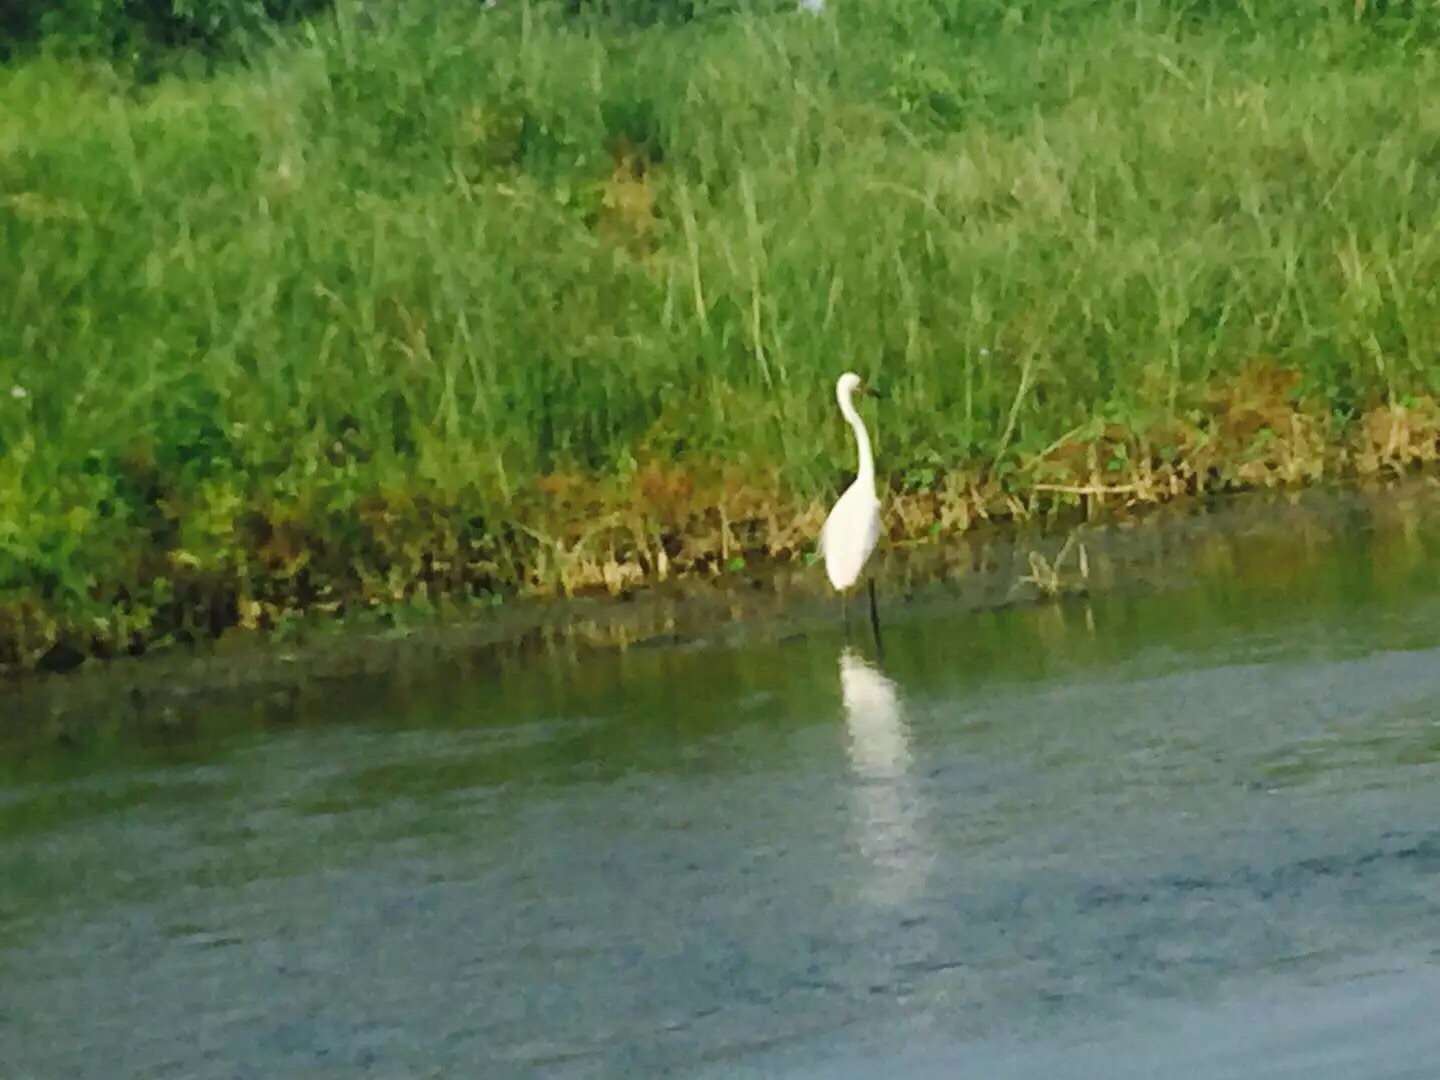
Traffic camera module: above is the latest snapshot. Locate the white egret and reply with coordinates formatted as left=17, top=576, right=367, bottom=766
left=819, top=372, right=883, bottom=641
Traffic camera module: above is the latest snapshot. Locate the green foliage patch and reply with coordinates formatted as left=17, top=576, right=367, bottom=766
left=4, top=0, right=1440, bottom=669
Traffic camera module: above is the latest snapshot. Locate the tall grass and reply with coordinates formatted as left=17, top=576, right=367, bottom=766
left=4, top=0, right=1440, bottom=668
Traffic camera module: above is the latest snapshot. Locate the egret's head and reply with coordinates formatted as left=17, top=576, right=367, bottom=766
left=836, top=371, right=881, bottom=404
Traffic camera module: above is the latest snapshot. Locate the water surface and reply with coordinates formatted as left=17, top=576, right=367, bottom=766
left=3, top=491, right=1440, bottom=1077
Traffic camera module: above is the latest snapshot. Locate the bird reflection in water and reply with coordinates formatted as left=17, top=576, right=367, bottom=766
left=838, top=647, right=932, bottom=908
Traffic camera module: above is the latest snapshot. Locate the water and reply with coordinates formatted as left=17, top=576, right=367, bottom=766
left=4, top=491, right=1440, bottom=1078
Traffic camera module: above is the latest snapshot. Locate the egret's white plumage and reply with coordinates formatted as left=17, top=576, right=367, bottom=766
left=820, top=372, right=881, bottom=593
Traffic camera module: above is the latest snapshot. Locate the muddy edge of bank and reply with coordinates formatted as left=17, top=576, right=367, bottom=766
left=5, top=475, right=1439, bottom=731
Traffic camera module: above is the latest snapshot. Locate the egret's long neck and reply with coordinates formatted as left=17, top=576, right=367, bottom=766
left=840, top=391, right=875, bottom=492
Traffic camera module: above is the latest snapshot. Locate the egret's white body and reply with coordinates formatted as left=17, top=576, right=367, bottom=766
left=820, top=372, right=881, bottom=594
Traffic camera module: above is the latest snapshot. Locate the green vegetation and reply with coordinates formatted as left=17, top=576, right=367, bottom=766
left=4, top=0, right=1440, bottom=671
left=0, top=0, right=331, bottom=61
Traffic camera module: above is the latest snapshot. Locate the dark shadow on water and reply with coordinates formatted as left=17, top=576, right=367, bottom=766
left=10, top=476, right=1440, bottom=736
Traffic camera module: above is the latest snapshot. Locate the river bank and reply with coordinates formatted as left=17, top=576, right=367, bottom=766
left=4, top=0, right=1439, bottom=671
left=8, top=474, right=1440, bottom=732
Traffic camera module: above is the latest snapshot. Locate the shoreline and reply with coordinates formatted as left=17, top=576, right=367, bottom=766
left=8, top=472, right=1439, bottom=730
left=7, top=3, right=1440, bottom=676
left=4, top=392, right=1439, bottom=678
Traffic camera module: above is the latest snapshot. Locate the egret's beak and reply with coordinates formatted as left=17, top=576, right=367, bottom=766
left=864, top=384, right=884, bottom=400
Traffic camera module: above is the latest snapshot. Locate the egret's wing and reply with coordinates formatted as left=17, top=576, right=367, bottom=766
left=818, top=497, right=839, bottom=558
left=863, top=499, right=882, bottom=561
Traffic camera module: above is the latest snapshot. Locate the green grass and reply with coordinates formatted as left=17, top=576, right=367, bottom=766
left=4, top=0, right=1440, bottom=669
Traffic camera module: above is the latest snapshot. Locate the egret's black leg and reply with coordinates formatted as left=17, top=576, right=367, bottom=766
left=842, top=591, right=851, bottom=638
left=868, top=576, right=883, bottom=655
